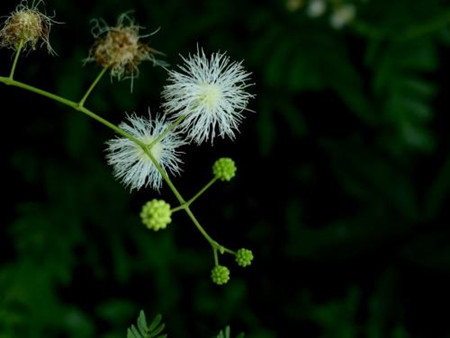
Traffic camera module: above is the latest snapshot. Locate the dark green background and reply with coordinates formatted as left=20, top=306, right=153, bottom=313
left=2, top=0, right=450, bottom=337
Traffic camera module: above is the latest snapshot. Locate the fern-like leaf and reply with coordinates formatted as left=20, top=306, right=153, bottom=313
left=137, top=311, right=148, bottom=334
left=127, top=311, right=167, bottom=338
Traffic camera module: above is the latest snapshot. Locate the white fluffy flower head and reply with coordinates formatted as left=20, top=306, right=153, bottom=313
left=161, top=48, right=254, bottom=144
left=106, top=113, right=184, bottom=192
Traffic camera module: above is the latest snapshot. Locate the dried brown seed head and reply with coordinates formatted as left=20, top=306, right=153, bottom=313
left=0, top=1, right=55, bottom=53
left=86, top=14, right=166, bottom=82
left=91, top=26, right=150, bottom=78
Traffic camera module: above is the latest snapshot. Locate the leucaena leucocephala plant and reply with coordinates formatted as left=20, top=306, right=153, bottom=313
left=0, top=0, right=254, bottom=286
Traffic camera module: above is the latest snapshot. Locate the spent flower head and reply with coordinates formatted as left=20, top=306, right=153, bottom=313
left=0, top=0, right=56, bottom=53
left=162, top=47, right=254, bottom=145
left=106, top=113, right=185, bottom=192
left=86, top=13, right=166, bottom=82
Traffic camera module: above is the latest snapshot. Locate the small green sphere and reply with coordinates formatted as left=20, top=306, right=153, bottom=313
left=212, top=158, right=236, bottom=181
left=140, top=199, right=172, bottom=231
left=235, top=248, right=254, bottom=267
left=211, top=265, right=230, bottom=285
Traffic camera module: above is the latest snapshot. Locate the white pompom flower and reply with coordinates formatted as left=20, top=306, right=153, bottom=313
left=106, top=113, right=185, bottom=192
left=161, top=48, right=254, bottom=145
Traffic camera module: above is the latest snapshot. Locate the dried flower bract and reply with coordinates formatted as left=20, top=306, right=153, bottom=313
left=87, top=14, right=165, bottom=82
left=0, top=0, right=55, bottom=53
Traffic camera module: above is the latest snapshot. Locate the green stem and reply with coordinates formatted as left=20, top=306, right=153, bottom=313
left=141, top=147, right=186, bottom=204
left=170, top=177, right=218, bottom=213
left=184, top=207, right=218, bottom=247
left=0, top=76, right=235, bottom=255
left=0, top=77, right=144, bottom=145
left=187, top=177, right=217, bottom=206
left=171, top=204, right=185, bottom=213
left=185, top=206, right=235, bottom=255
left=79, top=68, right=107, bottom=107
left=213, top=247, right=219, bottom=266
left=1, top=76, right=76, bottom=107
left=78, top=105, right=144, bottom=144
left=149, top=114, right=187, bottom=147
left=9, top=40, right=24, bottom=80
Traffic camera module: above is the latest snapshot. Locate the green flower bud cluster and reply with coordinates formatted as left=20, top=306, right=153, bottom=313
left=140, top=199, right=172, bottom=231
left=210, top=248, right=253, bottom=286
left=211, top=265, right=230, bottom=285
left=213, top=158, right=236, bottom=181
left=235, top=248, right=254, bottom=267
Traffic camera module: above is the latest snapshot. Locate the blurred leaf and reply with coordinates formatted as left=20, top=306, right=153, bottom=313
left=279, top=99, right=307, bottom=136
left=391, top=325, right=409, bottom=338
left=215, top=325, right=245, bottom=338
left=371, top=39, right=437, bottom=153
left=96, top=299, right=135, bottom=327
left=127, top=311, right=167, bottom=338
left=424, top=158, right=450, bottom=219
left=310, top=287, right=360, bottom=338
left=256, top=97, right=277, bottom=156
left=323, top=137, right=418, bottom=220
left=148, top=313, right=162, bottom=332
left=401, top=228, right=450, bottom=272
left=367, top=268, right=402, bottom=338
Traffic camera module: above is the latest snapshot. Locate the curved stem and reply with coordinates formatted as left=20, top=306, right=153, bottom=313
left=1, top=76, right=76, bottom=107
left=185, top=206, right=235, bottom=255
left=78, top=105, right=144, bottom=144
left=9, top=40, right=24, bottom=80
left=0, top=76, right=235, bottom=254
left=185, top=207, right=219, bottom=248
left=0, top=77, right=144, bottom=146
left=79, top=68, right=107, bottom=107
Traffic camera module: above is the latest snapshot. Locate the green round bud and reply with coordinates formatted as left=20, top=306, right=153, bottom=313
left=211, top=265, right=230, bottom=285
left=213, top=158, right=236, bottom=181
left=235, top=248, right=254, bottom=267
left=140, top=199, right=172, bottom=231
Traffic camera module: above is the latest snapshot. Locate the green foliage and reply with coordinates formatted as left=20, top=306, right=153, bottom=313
left=127, top=311, right=167, bottom=338
left=370, top=38, right=437, bottom=153
left=215, top=326, right=245, bottom=338
left=2, top=0, right=450, bottom=336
